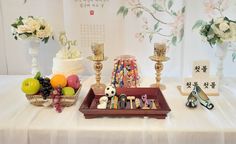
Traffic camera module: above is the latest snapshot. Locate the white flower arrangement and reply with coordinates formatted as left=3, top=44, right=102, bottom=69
left=193, top=17, right=236, bottom=46
left=11, top=16, right=53, bottom=43
left=56, top=32, right=81, bottom=59
left=193, top=17, right=236, bottom=61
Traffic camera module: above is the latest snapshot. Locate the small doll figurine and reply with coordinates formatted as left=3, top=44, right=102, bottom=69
left=141, top=94, right=150, bottom=109
left=119, top=94, right=127, bottom=109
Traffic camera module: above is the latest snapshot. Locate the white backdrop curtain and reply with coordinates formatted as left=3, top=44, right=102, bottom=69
left=0, top=0, right=235, bottom=78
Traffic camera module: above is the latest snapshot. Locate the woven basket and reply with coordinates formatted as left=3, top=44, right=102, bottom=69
left=26, top=86, right=82, bottom=107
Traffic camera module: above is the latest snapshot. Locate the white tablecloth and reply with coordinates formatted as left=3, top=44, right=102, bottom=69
left=0, top=75, right=236, bottom=144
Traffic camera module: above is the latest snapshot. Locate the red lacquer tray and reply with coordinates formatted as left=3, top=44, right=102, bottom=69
left=79, top=87, right=171, bottom=119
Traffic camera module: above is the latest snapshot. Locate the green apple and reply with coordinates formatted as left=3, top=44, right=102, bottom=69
left=21, top=78, right=40, bottom=95
left=62, top=87, right=75, bottom=96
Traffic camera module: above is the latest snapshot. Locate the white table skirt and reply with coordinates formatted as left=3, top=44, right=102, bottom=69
left=0, top=75, right=236, bottom=144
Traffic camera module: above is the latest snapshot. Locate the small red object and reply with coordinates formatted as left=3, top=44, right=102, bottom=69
left=90, top=10, right=94, bottom=16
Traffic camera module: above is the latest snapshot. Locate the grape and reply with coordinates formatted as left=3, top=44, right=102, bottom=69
left=37, top=77, right=53, bottom=100
left=51, top=87, right=62, bottom=113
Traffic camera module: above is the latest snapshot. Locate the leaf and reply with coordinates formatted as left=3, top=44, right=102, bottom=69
left=136, top=11, right=143, bottom=18
left=154, top=22, right=159, bottom=30
left=34, top=72, right=41, bottom=79
left=117, top=6, right=125, bottom=15
left=182, top=7, right=185, bottom=13
left=192, top=20, right=205, bottom=30
left=11, top=23, right=18, bottom=28
left=149, top=34, right=153, bottom=42
left=168, top=0, right=173, bottom=9
left=171, top=10, right=177, bottom=16
left=171, top=36, right=177, bottom=46
left=152, top=4, right=164, bottom=12
left=123, top=8, right=129, bottom=17
left=232, top=52, right=236, bottom=62
left=19, top=16, right=23, bottom=21
left=179, top=28, right=184, bottom=42
left=43, top=37, right=49, bottom=44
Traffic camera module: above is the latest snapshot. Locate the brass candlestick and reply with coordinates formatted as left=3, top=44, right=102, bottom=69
left=87, top=56, right=108, bottom=94
left=150, top=43, right=169, bottom=90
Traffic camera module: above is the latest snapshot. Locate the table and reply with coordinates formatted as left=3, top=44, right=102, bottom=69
left=0, top=75, right=236, bottom=144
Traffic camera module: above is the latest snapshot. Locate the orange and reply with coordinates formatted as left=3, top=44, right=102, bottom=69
left=50, top=74, right=67, bottom=88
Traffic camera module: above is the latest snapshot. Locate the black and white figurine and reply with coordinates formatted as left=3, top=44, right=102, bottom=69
left=105, top=85, right=116, bottom=98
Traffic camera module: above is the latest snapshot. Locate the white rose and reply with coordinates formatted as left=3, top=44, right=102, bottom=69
left=23, top=17, right=40, bottom=32
left=36, top=25, right=52, bottom=38
left=17, top=25, right=33, bottom=33
left=219, top=22, right=230, bottom=32
left=44, top=24, right=52, bottom=37
left=211, top=24, right=231, bottom=40
left=229, top=22, right=236, bottom=41
left=36, top=29, right=47, bottom=38
left=215, top=17, right=225, bottom=24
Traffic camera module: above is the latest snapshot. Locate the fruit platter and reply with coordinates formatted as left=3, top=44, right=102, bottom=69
left=21, top=72, right=81, bottom=112
left=79, top=87, right=171, bottom=119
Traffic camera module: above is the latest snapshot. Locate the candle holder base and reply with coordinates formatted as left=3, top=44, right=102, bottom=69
left=91, top=83, right=106, bottom=95
left=150, top=83, right=166, bottom=90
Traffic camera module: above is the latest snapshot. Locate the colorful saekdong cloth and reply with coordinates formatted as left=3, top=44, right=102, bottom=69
left=111, top=55, right=140, bottom=88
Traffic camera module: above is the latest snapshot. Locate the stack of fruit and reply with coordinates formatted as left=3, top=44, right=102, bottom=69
left=21, top=72, right=81, bottom=112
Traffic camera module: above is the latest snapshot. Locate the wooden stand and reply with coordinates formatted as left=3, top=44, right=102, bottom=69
left=149, top=56, right=169, bottom=90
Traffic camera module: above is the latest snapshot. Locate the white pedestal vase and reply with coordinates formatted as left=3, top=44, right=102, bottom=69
left=215, top=42, right=229, bottom=86
left=27, top=39, right=40, bottom=75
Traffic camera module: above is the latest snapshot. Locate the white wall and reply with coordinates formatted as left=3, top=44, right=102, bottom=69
left=0, top=0, right=7, bottom=74
left=0, top=0, right=235, bottom=78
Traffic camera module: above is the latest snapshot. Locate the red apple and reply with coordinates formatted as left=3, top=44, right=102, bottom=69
left=67, top=74, right=80, bottom=89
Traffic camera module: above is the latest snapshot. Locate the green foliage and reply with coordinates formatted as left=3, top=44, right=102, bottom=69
left=152, top=4, right=164, bottom=12
left=198, top=22, right=222, bottom=47
left=149, top=34, right=153, bottom=42
left=154, top=22, right=159, bottom=31
left=117, top=6, right=125, bottom=15
left=117, top=6, right=129, bottom=17
left=232, top=52, right=236, bottom=62
left=192, top=20, right=206, bottom=30
left=171, top=36, right=177, bottom=46
left=42, top=37, right=49, bottom=44
left=181, top=7, right=185, bottom=13
left=168, top=0, right=173, bottom=9
left=11, top=23, right=18, bottom=28
left=123, top=8, right=129, bottom=17
left=179, top=28, right=184, bottom=42
left=171, top=10, right=177, bottom=16
left=232, top=51, right=236, bottom=62
left=136, top=11, right=143, bottom=18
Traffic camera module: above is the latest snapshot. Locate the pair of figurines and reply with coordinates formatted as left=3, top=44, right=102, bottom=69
left=186, top=85, right=214, bottom=110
